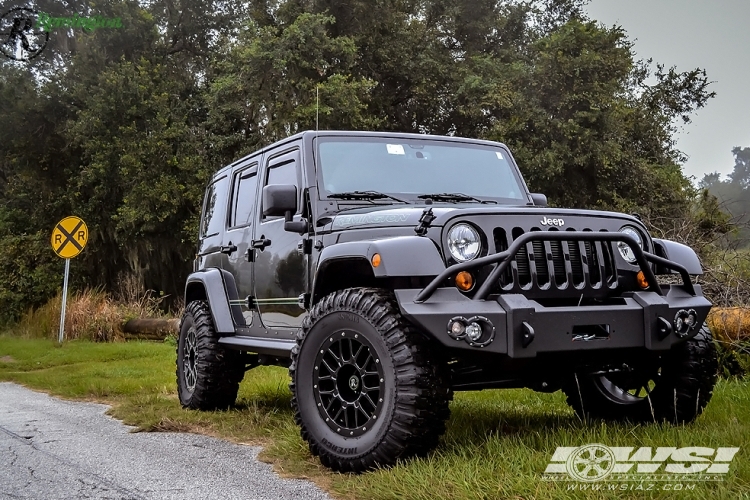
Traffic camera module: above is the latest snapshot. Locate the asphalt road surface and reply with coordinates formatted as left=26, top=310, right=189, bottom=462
left=0, top=383, right=331, bottom=500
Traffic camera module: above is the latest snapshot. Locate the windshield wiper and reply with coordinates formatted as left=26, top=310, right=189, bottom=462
left=328, top=191, right=408, bottom=203
left=417, top=192, right=496, bottom=204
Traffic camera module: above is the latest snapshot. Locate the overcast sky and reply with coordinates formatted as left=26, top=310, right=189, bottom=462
left=585, top=0, right=750, bottom=182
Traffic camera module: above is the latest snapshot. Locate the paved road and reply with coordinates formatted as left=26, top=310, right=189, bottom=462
left=0, top=383, right=330, bottom=500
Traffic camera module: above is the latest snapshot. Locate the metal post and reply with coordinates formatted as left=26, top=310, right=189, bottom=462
left=58, top=258, right=70, bottom=343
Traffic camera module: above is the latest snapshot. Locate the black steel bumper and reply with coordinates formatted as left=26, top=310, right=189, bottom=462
left=395, top=231, right=710, bottom=358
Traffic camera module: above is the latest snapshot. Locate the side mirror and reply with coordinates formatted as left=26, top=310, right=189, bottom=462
left=262, top=184, right=307, bottom=234
left=530, top=193, right=547, bottom=207
left=263, top=184, right=298, bottom=217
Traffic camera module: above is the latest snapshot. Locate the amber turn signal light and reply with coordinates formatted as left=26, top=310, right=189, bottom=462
left=636, top=270, right=649, bottom=289
left=455, top=271, right=474, bottom=291
left=371, top=253, right=381, bottom=267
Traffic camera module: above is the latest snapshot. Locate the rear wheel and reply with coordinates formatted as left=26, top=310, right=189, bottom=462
left=563, top=324, right=718, bottom=423
left=290, top=288, right=452, bottom=472
left=176, top=301, right=245, bottom=410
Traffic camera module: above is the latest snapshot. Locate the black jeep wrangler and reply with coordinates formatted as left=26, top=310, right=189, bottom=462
left=177, top=131, right=717, bottom=472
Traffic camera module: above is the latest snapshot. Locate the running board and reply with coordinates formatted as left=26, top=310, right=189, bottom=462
left=218, top=336, right=295, bottom=358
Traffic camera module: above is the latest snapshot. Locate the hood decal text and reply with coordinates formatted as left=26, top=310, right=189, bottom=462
left=333, top=213, right=410, bottom=228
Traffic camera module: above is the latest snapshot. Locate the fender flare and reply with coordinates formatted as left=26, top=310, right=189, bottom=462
left=184, top=268, right=245, bottom=334
left=317, top=236, right=446, bottom=278
left=312, top=236, right=446, bottom=299
left=652, top=239, right=703, bottom=275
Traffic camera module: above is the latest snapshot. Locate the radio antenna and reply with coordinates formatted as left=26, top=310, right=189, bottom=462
left=316, top=86, right=320, bottom=132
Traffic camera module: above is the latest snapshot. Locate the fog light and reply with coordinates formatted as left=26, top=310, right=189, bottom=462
left=455, top=271, right=474, bottom=291
left=636, top=270, right=649, bottom=289
left=686, top=309, right=697, bottom=329
left=465, top=322, right=482, bottom=342
left=447, top=317, right=467, bottom=340
left=674, top=309, right=691, bottom=337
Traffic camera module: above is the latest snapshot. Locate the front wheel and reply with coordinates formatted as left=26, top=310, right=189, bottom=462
left=563, top=324, right=718, bottom=423
left=290, top=288, right=452, bottom=472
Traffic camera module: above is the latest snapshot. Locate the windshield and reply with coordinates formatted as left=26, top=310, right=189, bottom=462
left=316, top=137, right=527, bottom=203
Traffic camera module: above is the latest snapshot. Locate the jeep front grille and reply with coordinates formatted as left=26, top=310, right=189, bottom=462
left=492, top=227, right=617, bottom=293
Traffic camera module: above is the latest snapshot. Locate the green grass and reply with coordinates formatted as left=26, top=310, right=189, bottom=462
left=1, top=337, right=749, bottom=499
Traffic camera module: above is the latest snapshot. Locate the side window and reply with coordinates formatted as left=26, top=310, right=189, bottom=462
left=263, top=150, right=300, bottom=218
left=200, top=175, right=229, bottom=237
left=230, top=165, right=258, bottom=228
left=266, top=158, right=298, bottom=186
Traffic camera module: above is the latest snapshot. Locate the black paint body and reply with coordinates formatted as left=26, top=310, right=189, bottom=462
left=184, top=131, right=711, bottom=390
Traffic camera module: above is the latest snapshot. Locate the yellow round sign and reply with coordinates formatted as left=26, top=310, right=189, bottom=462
left=51, top=216, right=88, bottom=259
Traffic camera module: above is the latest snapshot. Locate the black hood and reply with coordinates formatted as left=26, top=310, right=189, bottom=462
left=326, top=204, right=645, bottom=232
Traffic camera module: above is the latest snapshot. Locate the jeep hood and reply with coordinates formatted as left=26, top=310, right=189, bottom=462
left=325, top=205, right=643, bottom=232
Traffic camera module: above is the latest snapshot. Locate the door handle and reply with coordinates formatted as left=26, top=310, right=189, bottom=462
left=251, top=238, right=272, bottom=250
left=220, top=243, right=238, bottom=255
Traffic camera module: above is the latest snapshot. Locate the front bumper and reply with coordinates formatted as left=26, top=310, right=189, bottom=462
left=396, top=230, right=710, bottom=358
left=396, top=286, right=710, bottom=358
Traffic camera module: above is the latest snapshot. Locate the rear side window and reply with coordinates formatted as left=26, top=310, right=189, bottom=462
left=230, top=166, right=258, bottom=228
left=200, top=175, right=229, bottom=237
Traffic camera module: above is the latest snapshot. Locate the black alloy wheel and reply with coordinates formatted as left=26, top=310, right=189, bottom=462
left=314, top=331, right=384, bottom=437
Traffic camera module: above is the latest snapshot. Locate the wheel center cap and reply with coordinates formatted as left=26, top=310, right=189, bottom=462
left=348, top=375, right=360, bottom=391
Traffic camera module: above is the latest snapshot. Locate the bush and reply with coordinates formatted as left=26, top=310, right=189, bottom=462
left=0, top=232, right=63, bottom=325
left=11, top=287, right=169, bottom=341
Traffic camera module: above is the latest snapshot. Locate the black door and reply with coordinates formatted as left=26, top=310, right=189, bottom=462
left=253, top=147, right=308, bottom=330
left=222, top=162, right=260, bottom=333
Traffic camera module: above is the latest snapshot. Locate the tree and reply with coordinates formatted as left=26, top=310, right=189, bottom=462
left=0, top=0, right=724, bottom=320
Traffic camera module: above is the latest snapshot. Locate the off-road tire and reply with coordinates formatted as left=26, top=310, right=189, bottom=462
left=289, top=288, right=452, bottom=473
left=176, top=300, right=245, bottom=410
left=563, top=324, right=718, bottom=423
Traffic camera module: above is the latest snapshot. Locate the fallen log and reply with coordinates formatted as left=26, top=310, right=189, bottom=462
left=708, top=307, right=750, bottom=344
left=122, top=318, right=179, bottom=340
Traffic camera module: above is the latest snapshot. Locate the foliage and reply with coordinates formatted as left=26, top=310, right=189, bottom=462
left=701, top=146, right=750, bottom=247
left=0, top=0, right=723, bottom=319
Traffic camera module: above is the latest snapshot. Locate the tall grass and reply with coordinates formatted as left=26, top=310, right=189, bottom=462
left=13, top=288, right=168, bottom=341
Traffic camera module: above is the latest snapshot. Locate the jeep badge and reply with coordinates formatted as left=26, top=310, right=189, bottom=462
left=540, top=216, right=564, bottom=227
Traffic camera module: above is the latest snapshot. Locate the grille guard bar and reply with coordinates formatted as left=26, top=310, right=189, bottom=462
left=414, top=231, right=696, bottom=303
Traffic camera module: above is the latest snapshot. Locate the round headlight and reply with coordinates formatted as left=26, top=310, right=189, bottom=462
left=617, top=226, right=643, bottom=263
left=447, top=224, right=481, bottom=262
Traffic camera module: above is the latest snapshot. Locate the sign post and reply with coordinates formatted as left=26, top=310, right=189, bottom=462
left=50, top=216, right=88, bottom=343
left=58, top=258, right=70, bottom=343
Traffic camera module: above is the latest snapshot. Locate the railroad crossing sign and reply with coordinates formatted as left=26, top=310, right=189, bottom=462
left=51, top=216, right=88, bottom=259
left=50, top=216, right=87, bottom=344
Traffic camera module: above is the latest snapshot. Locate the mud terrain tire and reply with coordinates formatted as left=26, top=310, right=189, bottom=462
left=177, top=301, right=245, bottom=410
left=290, top=288, right=452, bottom=472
